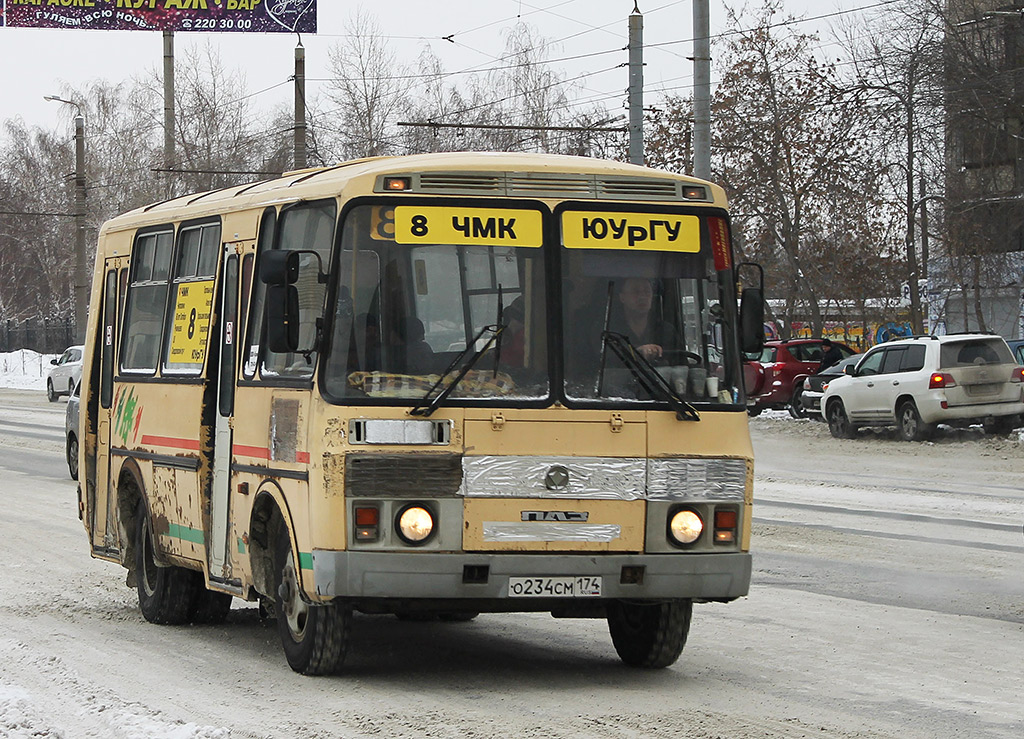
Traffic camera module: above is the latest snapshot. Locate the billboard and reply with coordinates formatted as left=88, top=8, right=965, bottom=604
left=0, top=1, right=316, bottom=34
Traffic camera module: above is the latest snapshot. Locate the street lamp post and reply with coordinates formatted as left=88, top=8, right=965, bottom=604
left=44, top=95, right=88, bottom=344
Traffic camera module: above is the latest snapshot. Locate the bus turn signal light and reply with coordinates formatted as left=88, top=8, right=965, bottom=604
left=714, top=509, right=738, bottom=544
left=355, top=506, right=379, bottom=542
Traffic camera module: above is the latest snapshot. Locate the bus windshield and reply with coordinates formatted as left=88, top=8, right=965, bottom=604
left=559, top=207, right=742, bottom=406
left=322, top=202, right=549, bottom=402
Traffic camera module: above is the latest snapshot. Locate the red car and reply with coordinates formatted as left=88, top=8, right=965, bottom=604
left=743, top=338, right=856, bottom=417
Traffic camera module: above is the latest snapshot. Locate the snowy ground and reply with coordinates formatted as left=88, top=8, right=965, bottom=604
left=0, top=349, right=58, bottom=392
left=1, top=358, right=1021, bottom=737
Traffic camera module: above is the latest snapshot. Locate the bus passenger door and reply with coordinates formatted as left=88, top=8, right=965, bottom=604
left=93, top=263, right=120, bottom=552
left=209, top=250, right=239, bottom=579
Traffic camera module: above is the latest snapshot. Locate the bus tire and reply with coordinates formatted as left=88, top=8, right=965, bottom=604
left=188, top=584, right=233, bottom=625
left=135, top=500, right=198, bottom=625
left=274, top=525, right=350, bottom=675
left=607, top=599, right=692, bottom=668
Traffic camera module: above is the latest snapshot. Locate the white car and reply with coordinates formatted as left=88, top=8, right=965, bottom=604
left=821, top=333, right=1024, bottom=441
left=47, top=344, right=84, bottom=402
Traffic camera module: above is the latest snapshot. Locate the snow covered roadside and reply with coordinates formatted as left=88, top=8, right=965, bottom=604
left=0, top=349, right=57, bottom=392
left=0, top=639, right=229, bottom=739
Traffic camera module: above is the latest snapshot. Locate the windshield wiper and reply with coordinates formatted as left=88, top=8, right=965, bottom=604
left=601, top=331, right=700, bottom=422
left=409, top=324, right=504, bottom=417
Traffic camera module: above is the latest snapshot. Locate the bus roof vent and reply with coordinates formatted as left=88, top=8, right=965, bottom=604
left=598, top=178, right=681, bottom=200
left=506, top=173, right=594, bottom=197
left=417, top=172, right=503, bottom=193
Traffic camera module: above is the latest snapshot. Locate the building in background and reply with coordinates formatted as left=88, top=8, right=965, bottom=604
left=941, top=0, right=1024, bottom=338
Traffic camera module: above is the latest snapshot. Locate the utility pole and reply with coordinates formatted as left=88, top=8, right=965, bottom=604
left=692, top=0, right=711, bottom=180
left=294, top=43, right=307, bottom=170
left=44, top=95, right=89, bottom=344
left=163, top=31, right=176, bottom=198
left=628, top=4, right=644, bottom=165
left=73, top=113, right=87, bottom=344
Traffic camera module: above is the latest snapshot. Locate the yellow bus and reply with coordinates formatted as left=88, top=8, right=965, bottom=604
left=78, top=152, right=764, bottom=674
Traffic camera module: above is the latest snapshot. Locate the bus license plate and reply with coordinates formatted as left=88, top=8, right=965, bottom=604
left=508, top=576, right=602, bottom=598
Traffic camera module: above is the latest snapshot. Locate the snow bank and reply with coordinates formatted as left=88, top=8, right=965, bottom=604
left=0, top=350, right=58, bottom=392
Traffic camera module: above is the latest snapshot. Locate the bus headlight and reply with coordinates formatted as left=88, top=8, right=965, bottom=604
left=396, top=505, right=434, bottom=545
left=668, top=509, right=703, bottom=546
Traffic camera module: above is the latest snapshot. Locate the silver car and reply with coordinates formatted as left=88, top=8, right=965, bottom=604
left=65, top=381, right=80, bottom=480
left=47, top=344, right=84, bottom=402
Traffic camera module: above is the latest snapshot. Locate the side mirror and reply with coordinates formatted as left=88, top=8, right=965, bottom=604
left=259, top=250, right=300, bottom=286
left=50, top=358, right=58, bottom=366
left=260, top=249, right=326, bottom=355
left=265, top=284, right=301, bottom=353
left=844, top=364, right=856, bottom=376
left=739, top=286, right=765, bottom=355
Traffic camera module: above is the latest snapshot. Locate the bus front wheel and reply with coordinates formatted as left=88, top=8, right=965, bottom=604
left=607, top=599, right=692, bottom=668
left=274, top=526, right=350, bottom=675
left=135, top=501, right=197, bottom=625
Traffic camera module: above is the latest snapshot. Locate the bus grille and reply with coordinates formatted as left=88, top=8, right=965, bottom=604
left=344, top=454, right=463, bottom=498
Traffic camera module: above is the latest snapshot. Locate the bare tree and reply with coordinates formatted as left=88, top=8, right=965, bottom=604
left=712, top=1, right=880, bottom=336
left=401, top=23, right=621, bottom=156
left=321, top=9, right=413, bottom=160
left=843, top=0, right=945, bottom=333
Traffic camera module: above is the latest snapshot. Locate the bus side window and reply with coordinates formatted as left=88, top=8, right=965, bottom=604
left=260, top=200, right=336, bottom=380
left=238, top=252, right=254, bottom=378
left=121, top=228, right=174, bottom=374
left=243, top=208, right=276, bottom=379
left=161, top=220, right=221, bottom=375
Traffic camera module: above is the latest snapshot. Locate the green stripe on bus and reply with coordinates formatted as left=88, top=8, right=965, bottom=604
left=168, top=523, right=205, bottom=545
left=299, top=552, right=313, bottom=570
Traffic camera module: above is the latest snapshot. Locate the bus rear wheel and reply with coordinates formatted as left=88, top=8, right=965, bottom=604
left=135, top=501, right=198, bottom=625
left=607, top=599, right=692, bottom=668
left=274, top=526, right=350, bottom=675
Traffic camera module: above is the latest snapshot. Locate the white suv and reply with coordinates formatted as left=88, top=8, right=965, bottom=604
left=821, top=334, right=1024, bottom=441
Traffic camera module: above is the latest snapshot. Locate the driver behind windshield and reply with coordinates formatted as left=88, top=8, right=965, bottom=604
left=612, top=277, right=681, bottom=363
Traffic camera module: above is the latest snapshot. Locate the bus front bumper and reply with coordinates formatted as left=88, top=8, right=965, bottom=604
left=310, top=550, right=751, bottom=602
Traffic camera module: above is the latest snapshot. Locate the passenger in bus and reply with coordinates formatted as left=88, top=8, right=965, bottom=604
left=355, top=312, right=381, bottom=371
left=399, top=317, right=435, bottom=374
left=501, top=296, right=526, bottom=367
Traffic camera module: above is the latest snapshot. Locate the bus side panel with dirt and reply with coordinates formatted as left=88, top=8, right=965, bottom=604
left=78, top=152, right=764, bottom=674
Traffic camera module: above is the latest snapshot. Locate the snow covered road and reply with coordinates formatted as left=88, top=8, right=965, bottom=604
left=0, top=390, right=1021, bottom=738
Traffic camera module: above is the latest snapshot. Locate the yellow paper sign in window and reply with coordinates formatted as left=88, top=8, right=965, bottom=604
left=562, top=211, right=701, bottom=252
left=394, top=206, right=543, bottom=247
left=168, top=279, right=215, bottom=366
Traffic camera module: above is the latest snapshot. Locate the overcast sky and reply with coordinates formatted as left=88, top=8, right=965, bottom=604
left=0, top=1, right=867, bottom=137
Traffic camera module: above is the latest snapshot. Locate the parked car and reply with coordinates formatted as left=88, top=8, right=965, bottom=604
left=66, top=380, right=80, bottom=480
left=743, top=338, right=856, bottom=417
left=821, top=333, right=1024, bottom=441
left=47, top=344, right=84, bottom=402
left=1008, top=338, right=1024, bottom=365
left=799, top=354, right=861, bottom=419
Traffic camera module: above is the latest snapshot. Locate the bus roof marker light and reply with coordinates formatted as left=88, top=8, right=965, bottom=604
left=384, top=177, right=411, bottom=191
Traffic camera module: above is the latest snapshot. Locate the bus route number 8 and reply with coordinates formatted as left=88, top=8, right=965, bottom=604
left=410, top=214, right=429, bottom=236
